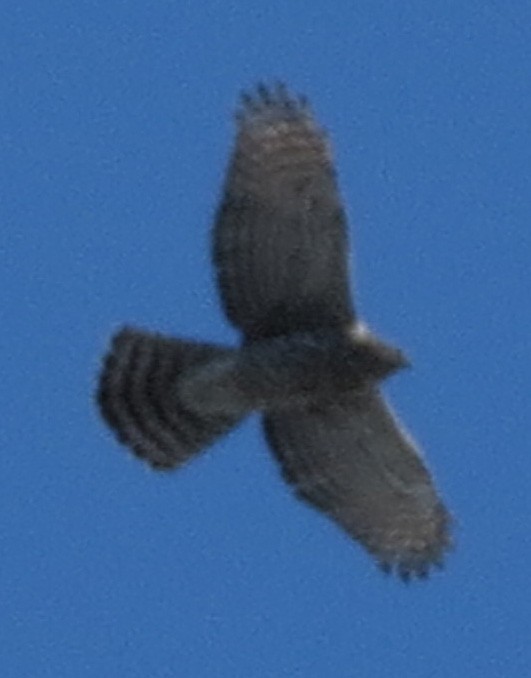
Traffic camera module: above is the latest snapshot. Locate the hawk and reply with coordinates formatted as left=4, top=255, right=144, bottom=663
left=97, top=83, right=452, bottom=580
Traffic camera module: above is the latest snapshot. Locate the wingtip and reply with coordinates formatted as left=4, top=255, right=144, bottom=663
left=378, top=557, right=445, bottom=582
left=236, top=81, right=311, bottom=124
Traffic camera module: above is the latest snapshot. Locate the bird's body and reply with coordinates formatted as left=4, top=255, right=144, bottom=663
left=97, top=84, right=452, bottom=579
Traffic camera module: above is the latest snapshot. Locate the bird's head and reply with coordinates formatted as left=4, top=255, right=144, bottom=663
left=347, top=321, right=410, bottom=381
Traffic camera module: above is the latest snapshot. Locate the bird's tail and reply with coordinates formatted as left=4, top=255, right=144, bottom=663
left=96, top=329, right=335, bottom=470
left=96, top=328, right=245, bottom=470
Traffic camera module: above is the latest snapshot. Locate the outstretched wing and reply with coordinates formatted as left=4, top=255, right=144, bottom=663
left=263, top=391, right=451, bottom=579
left=213, top=83, right=355, bottom=340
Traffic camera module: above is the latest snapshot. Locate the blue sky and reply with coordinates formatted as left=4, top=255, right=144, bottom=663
left=2, top=1, right=530, bottom=676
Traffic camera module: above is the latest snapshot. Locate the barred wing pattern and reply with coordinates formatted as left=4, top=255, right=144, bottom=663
left=264, top=391, right=451, bottom=578
left=214, top=84, right=355, bottom=340
left=96, top=84, right=453, bottom=580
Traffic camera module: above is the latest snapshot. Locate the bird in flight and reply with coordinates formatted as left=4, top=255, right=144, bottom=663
left=97, top=83, right=452, bottom=580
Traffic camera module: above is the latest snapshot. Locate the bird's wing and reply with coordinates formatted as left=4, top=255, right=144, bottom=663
left=263, top=390, right=452, bottom=579
left=213, top=83, right=355, bottom=340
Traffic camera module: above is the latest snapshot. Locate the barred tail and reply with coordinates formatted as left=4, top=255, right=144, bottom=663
left=96, top=328, right=244, bottom=470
